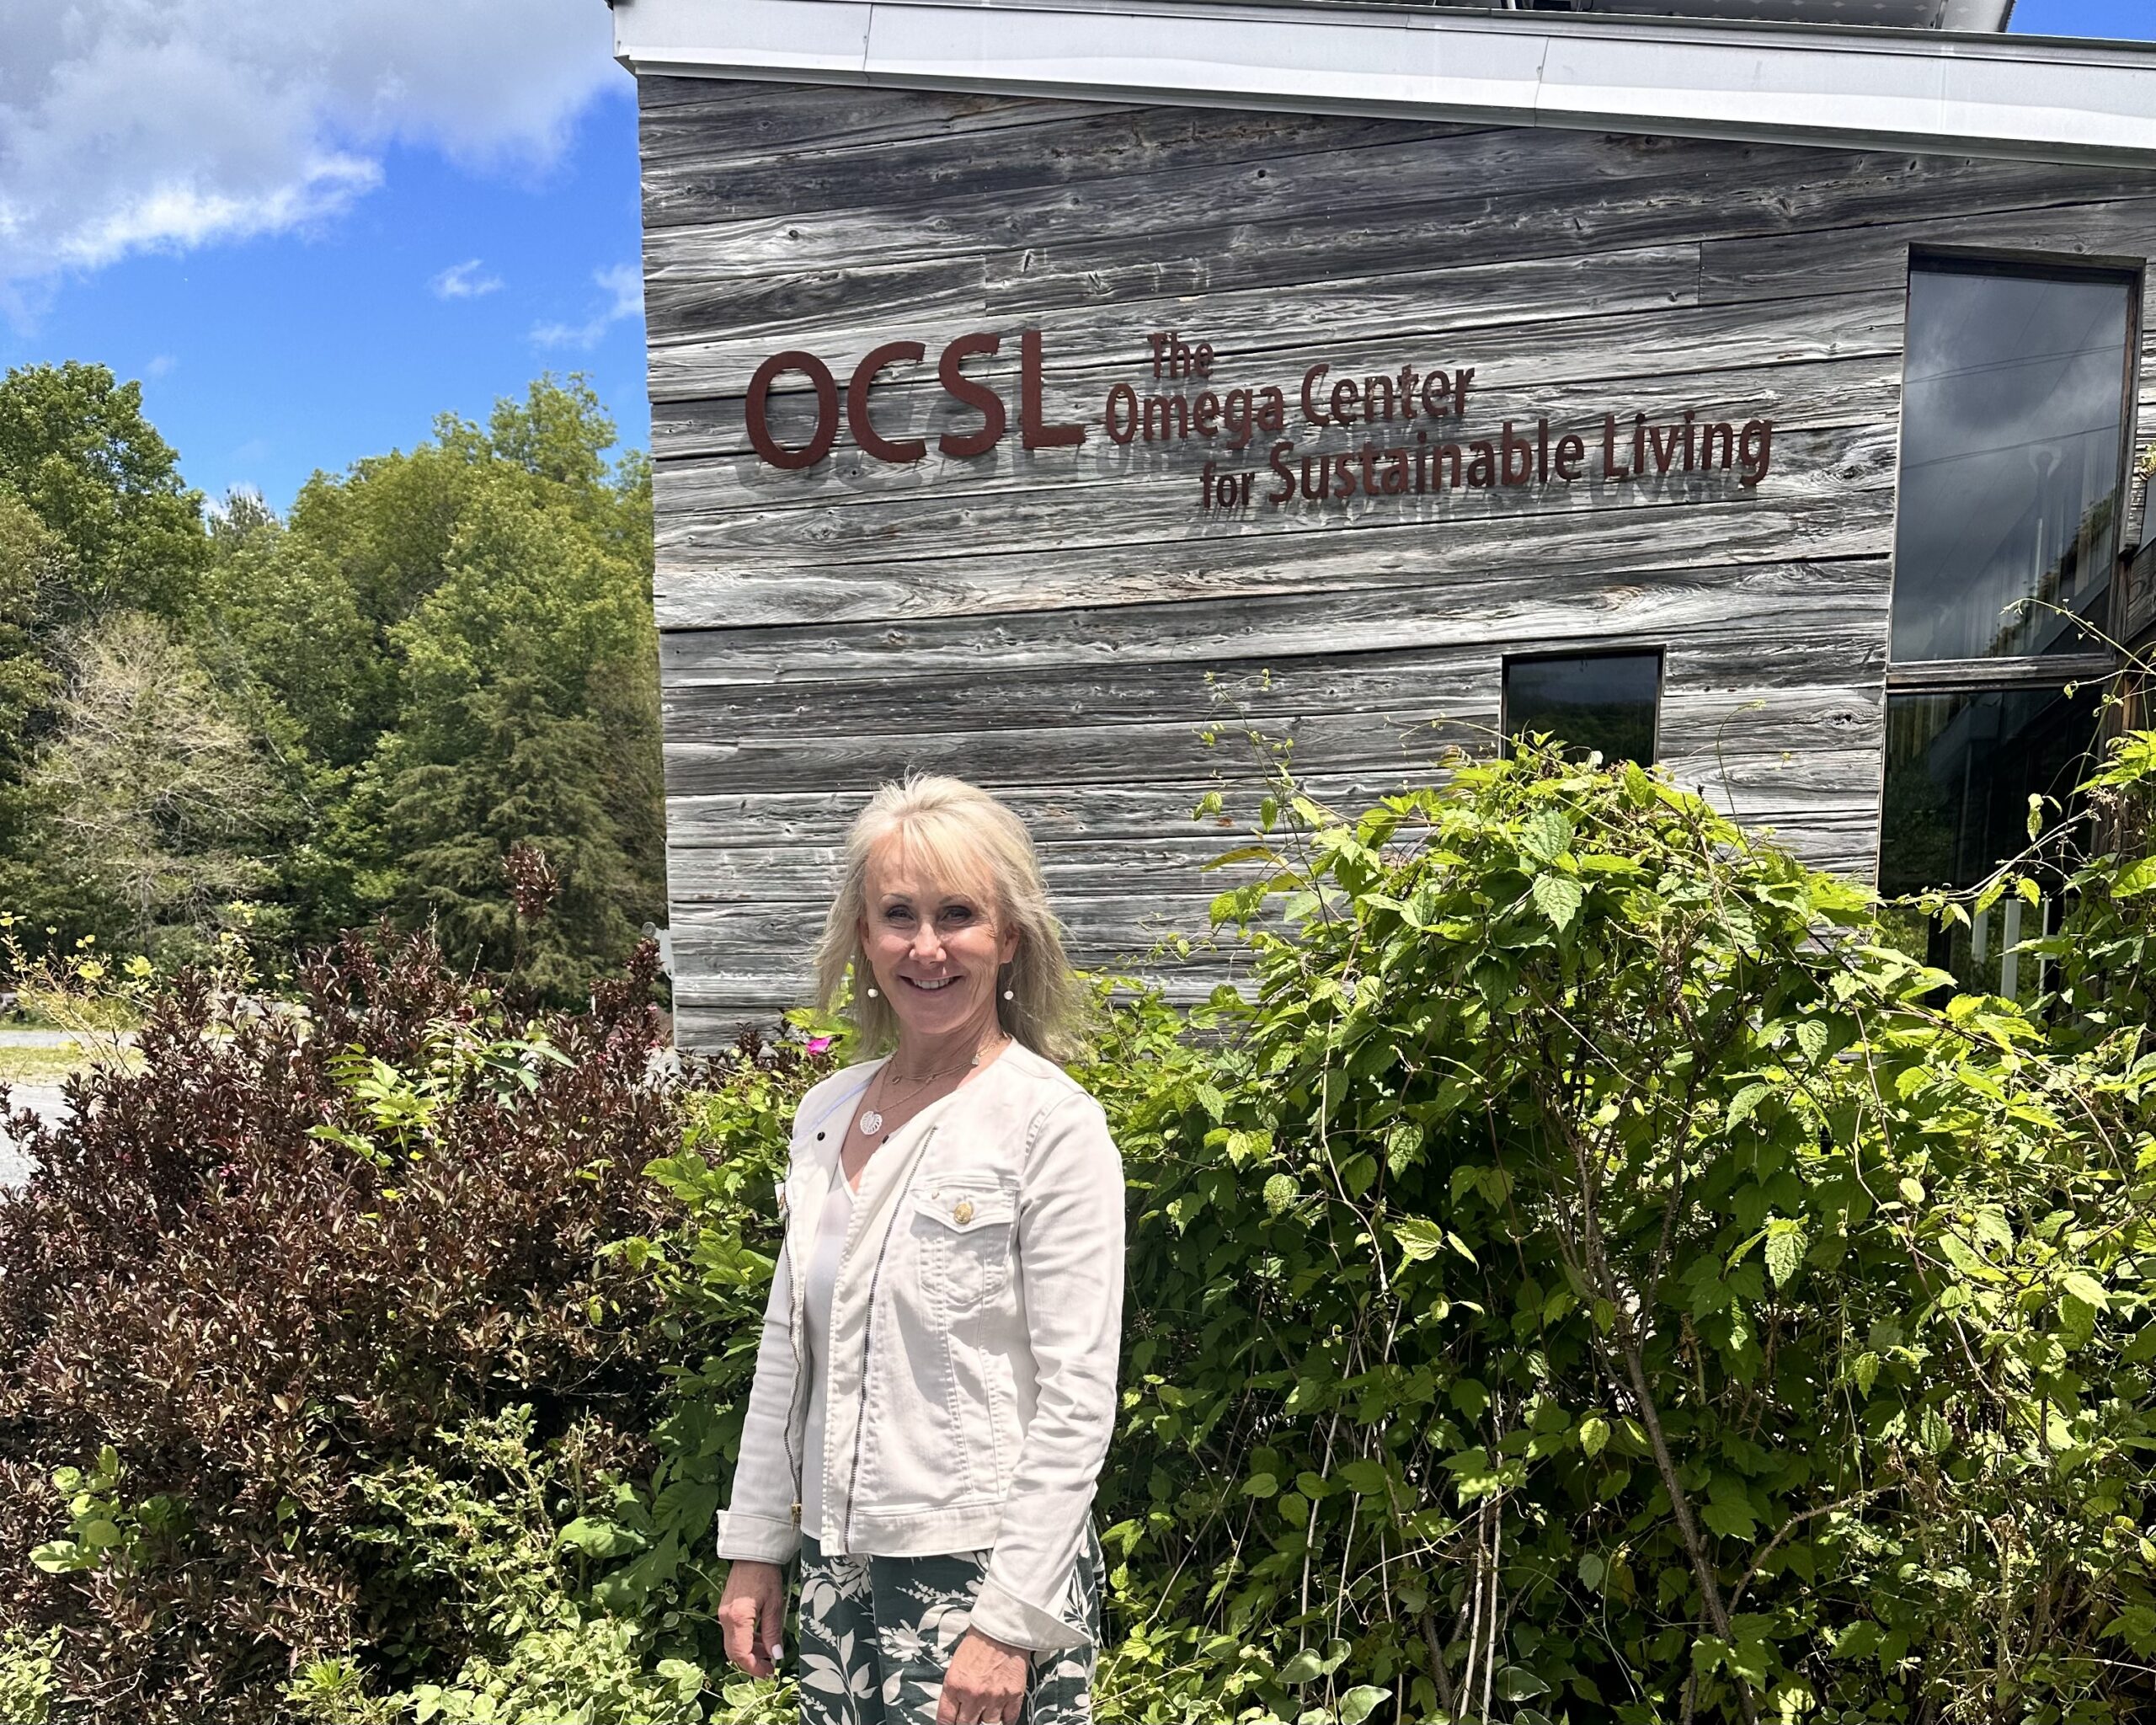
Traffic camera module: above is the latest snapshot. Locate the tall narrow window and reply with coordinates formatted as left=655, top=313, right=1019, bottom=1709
left=1503, top=650, right=1661, bottom=766
left=1880, top=255, right=2137, bottom=985
left=1892, top=260, right=2133, bottom=662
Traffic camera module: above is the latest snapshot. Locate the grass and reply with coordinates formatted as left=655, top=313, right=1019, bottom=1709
left=0, top=1044, right=90, bottom=1085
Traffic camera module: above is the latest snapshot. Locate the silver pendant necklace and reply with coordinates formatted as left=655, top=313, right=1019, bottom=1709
left=858, top=1047, right=985, bottom=1137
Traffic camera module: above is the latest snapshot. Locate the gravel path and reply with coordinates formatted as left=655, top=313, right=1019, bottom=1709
left=0, top=1028, right=91, bottom=1049
left=0, top=1078, right=75, bottom=1188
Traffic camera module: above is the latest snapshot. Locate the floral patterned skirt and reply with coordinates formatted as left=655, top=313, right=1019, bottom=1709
left=794, top=1530, right=1101, bottom=1723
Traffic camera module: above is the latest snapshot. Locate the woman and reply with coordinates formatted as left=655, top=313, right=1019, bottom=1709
left=714, top=776, right=1124, bottom=1725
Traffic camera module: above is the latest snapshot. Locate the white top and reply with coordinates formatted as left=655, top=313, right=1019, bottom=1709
left=799, top=1172, right=855, bottom=1541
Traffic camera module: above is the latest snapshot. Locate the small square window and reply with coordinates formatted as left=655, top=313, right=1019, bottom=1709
left=1502, top=651, right=1661, bottom=767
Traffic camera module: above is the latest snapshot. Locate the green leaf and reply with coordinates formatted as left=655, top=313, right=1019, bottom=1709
left=1393, top=1216, right=1445, bottom=1263
left=1201, top=844, right=1280, bottom=873
left=1920, top=1406, right=1952, bottom=1454
left=2104, top=1604, right=2156, bottom=1649
left=558, top=1516, right=643, bottom=1559
left=1262, top=1173, right=1299, bottom=1216
left=1339, top=1685, right=1390, bottom=1725
left=1764, top=1227, right=1806, bottom=1290
left=1701, top=1475, right=1758, bottom=1541
left=2114, top=856, right=2156, bottom=898
left=1726, top=1083, right=1770, bottom=1130
left=1336, top=1459, right=1388, bottom=1495
left=2063, top=1271, right=2110, bottom=1311
left=1939, top=1231, right=2005, bottom=1284
left=1530, top=873, right=1584, bottom=932
left=1794, top=1019, right=1829, bottom=1065
left=1521, top=809, right=1574, bottom=864
left=1831, top=1621, right=1882, bottom=1659
left=1277, top=1649, right=1326, bottom=1685
left=1497, top=1666, right=1551, bottom=1701
left=1578, top=1415, right=1610, bottom=1459
left=1242, top=1472, right=1279, bottom=1498
left=77, top=1519, right=125, bottom=1551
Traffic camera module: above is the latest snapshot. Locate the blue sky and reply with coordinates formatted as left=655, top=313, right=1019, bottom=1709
left=0, top=87, right=644, bottom=511
left=0, top=0, right=2147, bottom=514
left=2012, top=1, right=2152, bottom=38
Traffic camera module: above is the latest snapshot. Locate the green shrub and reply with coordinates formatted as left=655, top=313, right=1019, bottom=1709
left=288, top=1408, right=713, bottom=1725
left=0, top=1625, right=57, bottom=1723
left=1088, top=748, right=2156, bottom=1723
left=0, top=931, right=708, bottom=1720
left=15, top=734, right=2156, bottom=1722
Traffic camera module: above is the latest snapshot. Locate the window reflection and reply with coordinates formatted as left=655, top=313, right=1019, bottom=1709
left=1891, top=262, right=2132, bottom=663
left=1503, top=651, right=1661, bottom=766
left=1877, top=684, right=2100, bottom=895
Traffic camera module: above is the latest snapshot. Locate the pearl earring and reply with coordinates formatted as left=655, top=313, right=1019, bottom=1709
left=865, top=985, right=878, bottom=998
left=1003, top=987, right=1015, bottom=1001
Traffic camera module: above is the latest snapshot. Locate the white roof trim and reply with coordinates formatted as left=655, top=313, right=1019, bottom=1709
left=611, top=0, right=2156, bottom=168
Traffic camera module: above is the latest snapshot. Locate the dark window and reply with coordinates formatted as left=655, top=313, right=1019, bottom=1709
left=1891, top=260, right=2134, bottom=663
left=1877, top=683, right=2101, bottom=897
left=1503, top=651, right=1661, bottom=766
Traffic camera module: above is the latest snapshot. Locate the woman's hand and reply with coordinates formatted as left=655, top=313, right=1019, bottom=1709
left=716, top=1559, right=787, bottom=1678
left=937, top=1626, right=1030, bottom=1724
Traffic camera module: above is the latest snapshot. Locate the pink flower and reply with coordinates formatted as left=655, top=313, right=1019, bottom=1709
left=805, top=1036, right=835, bottom=1054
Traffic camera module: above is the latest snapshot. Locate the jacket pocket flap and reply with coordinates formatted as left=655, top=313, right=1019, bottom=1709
left=914, top=1183, right=1016, bottom=1233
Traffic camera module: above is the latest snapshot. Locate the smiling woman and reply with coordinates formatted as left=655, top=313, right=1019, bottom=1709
left=712, top=776, right=1122, bottom=1725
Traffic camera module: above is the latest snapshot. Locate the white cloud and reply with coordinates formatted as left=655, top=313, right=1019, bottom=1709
left=433, top=258, right=504, bottom=300
left=531, top=261, right=643, bottom=350
left=0, top=2, right=620, bottom=299
left=143, top=353, right=177, bottom=379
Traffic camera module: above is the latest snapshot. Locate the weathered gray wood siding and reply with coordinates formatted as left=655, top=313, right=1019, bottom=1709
left=638, top=76, right=2156, bottom=1045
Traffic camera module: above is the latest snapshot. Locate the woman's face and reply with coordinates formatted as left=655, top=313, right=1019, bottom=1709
left=858, top=837, right=1018, bottom=1044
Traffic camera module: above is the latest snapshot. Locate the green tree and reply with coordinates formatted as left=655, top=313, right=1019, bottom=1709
left=200, top=377, right=663, bottom=989
left=0, top=365, right=215, bottom=942
left=0, top=362, right=206, bottom=629
left=27, top=611, right=283, bottom=958
left=376, top=478, right=664, bottom=996
left=0, top=493, right=62, bottom=763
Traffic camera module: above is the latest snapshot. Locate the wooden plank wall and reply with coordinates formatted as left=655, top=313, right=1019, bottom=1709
left=637, top=76, right=2156, bottom=1045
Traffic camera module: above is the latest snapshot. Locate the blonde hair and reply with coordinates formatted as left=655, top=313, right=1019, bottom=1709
left=814, top=776, right=1086, bottom=1064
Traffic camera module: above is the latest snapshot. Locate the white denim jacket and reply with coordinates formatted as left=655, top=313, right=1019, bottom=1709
left=714, top=1043, right=1125, bottom=1652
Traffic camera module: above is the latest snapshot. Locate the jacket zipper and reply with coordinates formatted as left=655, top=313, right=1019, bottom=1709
left=840, top=1235, right=890, bottom=1550
left=841, top=1126, right=933, bottom=1551
left=787, top=1074, right=872, bottom=1534
left=783, top=1212, right=804, bottom=1528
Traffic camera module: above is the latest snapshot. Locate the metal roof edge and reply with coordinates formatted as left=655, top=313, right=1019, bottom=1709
left=611, top=0, right=2156, bottom=169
